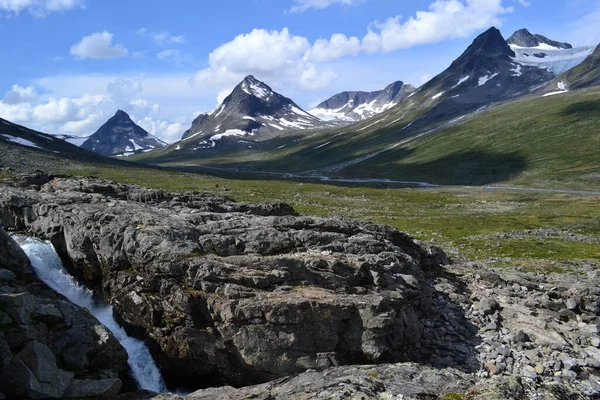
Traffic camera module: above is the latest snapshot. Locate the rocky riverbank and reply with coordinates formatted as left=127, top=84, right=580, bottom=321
left=0, top=173, right=598, bottom=399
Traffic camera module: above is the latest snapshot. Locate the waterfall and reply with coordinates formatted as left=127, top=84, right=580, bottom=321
left=16, top=236, right=167, bottom=393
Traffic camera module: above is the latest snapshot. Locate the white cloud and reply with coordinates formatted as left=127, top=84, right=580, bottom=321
left=309, top=34, right=361, bottom=63
left=2, top=85, right=39, bottom=104
left=192, top=0, right=512, bottom=98
left=70, top=31, right=128, bottom=60
left=514, top=0, right=530, bottom=6
left=137, top=117, right=187, bottom=143
left=137, top=28, right=185, bottom=45
left=0, top=77, right=193, bottom=143
left=290, top=0, right=363, bottom=13
left=190, top=28, right=337, bottom=93
left=0, top=0, right=83, bottom=17
left=306, top=0, right=512, bottom=59
left=157, top=49, right=193, bottom=65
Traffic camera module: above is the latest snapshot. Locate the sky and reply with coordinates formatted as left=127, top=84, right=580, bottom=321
left=0, top=0, right=598, bottom=143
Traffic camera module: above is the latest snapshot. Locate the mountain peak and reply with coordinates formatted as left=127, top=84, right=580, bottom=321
left=465, top=27, right=514, bottom=58
left=235, top=75, right=275, bottom=101
left=81, top=110, right=165, bottom=156
left=113, top=109, right=131, bottom=119
left=180, top=76, right=327, bottom=142
left=507, top=29, right=572, bottom=49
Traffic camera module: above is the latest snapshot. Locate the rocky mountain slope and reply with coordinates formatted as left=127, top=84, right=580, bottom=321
left=0, top=225, right=131, bottom=398
left=309, top=81, right=416, bottom=122
left=507, top=28, right=573, bottom=49
left=175, top=76, right=328, bottom=149
left=81, top=110, right=166, bottom=157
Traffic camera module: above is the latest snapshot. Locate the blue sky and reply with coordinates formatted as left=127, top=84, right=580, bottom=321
left=0, top=0, right=599, bottom=142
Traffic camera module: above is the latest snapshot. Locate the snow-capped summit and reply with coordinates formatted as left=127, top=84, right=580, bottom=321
left=507, top=29, right=572, bottom=50
left=507, top=29, right=595, bottom=76
left=81, top=110, right=166, bottom=157
left=310, top=81, right=416, bottom=122
left=178, top=75, right=331, bottom=150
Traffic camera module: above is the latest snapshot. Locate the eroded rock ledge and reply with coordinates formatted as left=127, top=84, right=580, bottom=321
left=0, top=176, right=447, bottom=390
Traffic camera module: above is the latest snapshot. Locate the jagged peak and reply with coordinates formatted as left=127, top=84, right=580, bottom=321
left=507, top=28, right=573, bottom=49
left=447, top=27, right=514, bottom=70
left=236, top=75, right=275, bottom=101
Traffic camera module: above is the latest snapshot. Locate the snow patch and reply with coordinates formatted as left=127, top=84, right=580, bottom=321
left=432, top=91, right=445, bottom=100
left=0, top=134, right=41, bottom=149
left=478, top=72, right=499, bottom=87
left=314, top=141, right=331, bottom=149
left=269, top=123, right=284, bottom=131
left=557, top=81, right=567, bottom=90
left=210, top=129, right=252, bottom=141
left=510, top=64, right=522, bottom=77
left=452, top=76, right=470, bottom=88
left=543, top=91, right=568, bottom=97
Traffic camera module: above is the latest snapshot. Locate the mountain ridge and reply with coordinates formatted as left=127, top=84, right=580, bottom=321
left=309, top=81, right=416, bottom=122
left=507, top=28, right=573, bottom=49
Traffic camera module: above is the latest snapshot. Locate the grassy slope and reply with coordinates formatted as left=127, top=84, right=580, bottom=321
left=339, top=87, right=600, bottom=189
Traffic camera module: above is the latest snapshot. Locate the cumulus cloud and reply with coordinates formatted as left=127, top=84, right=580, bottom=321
left=190, top=28, right=337, bottom=93
left=191, top=0, right=512, bottom=99
left=290, top=0, right=363, bottom=13
left=137, top=117, right=187, bottom=143
left=305, top=0, right=513, bottom=59
left=0, top=78, right=190, bottom=143
left=2, top=85, right=39, bottom=104
left=137, top=28, right=185, bottom=45
left=0, top=0, right=83, bottom=17
left=70, top=31, right=128, bottom=60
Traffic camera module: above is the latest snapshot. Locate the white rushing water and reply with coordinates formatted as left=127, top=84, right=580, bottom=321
left=16, top=237, right=167, bottom=393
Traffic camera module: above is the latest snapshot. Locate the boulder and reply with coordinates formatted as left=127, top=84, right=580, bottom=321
left=64, top=378, right=123, bottom=398
left=4, top=341, right=74, bottom=399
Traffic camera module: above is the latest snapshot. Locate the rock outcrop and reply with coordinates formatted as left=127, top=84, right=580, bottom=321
left=0, top=176, right=448, bottom=390
left=1, top=174, right=598, bottom=398
left=0, top=225, right=130, bottom=398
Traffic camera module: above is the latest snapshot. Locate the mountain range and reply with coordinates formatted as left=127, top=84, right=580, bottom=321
left=1, top=26, right=598, bottom=188
left=309, top=81, right=416, bottom=122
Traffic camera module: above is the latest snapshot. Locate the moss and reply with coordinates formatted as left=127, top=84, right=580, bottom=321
left=441, top=393, right=465, bottom=400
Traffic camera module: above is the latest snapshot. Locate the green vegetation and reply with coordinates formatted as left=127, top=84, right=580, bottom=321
left=341, top=87, right=600, bottom=189
left=64, top=164, right=600, bottom=271
left=441, top=393, right=466, bottom=400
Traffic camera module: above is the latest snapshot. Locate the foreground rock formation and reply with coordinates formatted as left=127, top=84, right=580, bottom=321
left=0, top=175, right=453, bottom=390
left=0, top=226, right=130, bottom=398
left=0, top=173, right=598, bottom=399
